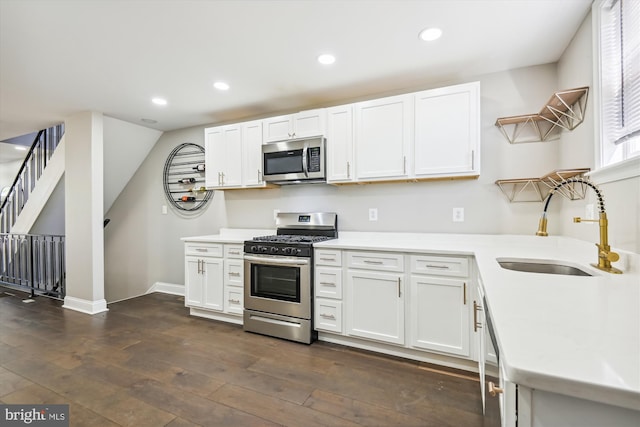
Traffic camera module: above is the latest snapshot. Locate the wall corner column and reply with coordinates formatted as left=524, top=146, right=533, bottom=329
left=62, top=111, right=108, bottom=315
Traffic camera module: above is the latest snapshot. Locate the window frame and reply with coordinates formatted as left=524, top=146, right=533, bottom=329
left=590, top=0, right=640, bottom=184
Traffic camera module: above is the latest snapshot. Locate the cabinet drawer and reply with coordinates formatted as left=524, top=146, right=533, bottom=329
left=315, top=267, right=342, bottom=299
left=346, top=251, right=404, bottom=272
left=224, top=259, right=244, bottom=287
left=224, top=244, right=244, bottom=259
left=410, top=255, right=469, bottom=277
left=315, top=299, right=342, bottom=333
left=185, top=243, right=223, bottom=257
left=224, top=287, right=244, bottom=316
left=315, top=249, right=342, bottom=266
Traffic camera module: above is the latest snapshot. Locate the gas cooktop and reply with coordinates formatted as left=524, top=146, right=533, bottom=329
left=251, top=234, right=333, bottom=244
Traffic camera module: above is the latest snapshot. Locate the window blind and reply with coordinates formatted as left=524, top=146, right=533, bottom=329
left=600, top=0, right=640, bottom=146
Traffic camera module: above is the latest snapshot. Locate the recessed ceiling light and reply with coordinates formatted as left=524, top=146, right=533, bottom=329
left=14, top=146, right=27, bottom=151
left=419, top=27, right=442, bottom=42
left=141, top=118, right=158, bottom=124
left=213, top=81, right=230, bottom=91
left=152, top=97, right=168, bottom=106
left=317, top=54, right=336, bottom=65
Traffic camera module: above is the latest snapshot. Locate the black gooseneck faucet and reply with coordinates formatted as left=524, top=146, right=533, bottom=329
left=535, top=177, right=622, bottom=274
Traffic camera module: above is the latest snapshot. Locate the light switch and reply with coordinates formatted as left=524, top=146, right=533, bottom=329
left=369, top=208, right=378, bottom=221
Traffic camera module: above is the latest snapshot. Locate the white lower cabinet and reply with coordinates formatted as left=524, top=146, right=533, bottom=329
left=185, top=256, right=224, bottom=311
left=315, top=299, right=342, bottom=333
left=314, top=249, right=344, bottom=334
left=224, top=286, right=244, bottom=316
left=346, top=265, right=405, bottom=345
left=184, top=242, right=244, bottom=321
left=409, top=254, right=471, bottom=357
left=409, top=275, right=470, bottom=356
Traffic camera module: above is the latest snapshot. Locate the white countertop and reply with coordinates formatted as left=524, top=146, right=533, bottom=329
left=316, top=232, right=640, bottom=411
left=184, top=229, right=640, bottom=411
left=181, top=228, right=274, bottom=244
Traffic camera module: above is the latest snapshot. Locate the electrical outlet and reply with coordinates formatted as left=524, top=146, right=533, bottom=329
left=453, top=207, right=464, bottom=222
left=369, top=208, right=378, bottom=221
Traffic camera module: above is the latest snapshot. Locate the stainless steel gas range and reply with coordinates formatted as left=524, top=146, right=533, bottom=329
left=243, top=212, right=338, bottom=344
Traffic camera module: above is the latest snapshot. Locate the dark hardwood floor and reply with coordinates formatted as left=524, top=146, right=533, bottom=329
left=0, top=289, right=499, bottom=426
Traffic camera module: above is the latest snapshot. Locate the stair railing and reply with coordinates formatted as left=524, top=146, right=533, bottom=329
left=0, top=124, right=65, bottom=233
left=0, top=233, right=65, bottom=299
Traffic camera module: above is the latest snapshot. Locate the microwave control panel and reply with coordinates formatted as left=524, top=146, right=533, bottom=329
left=308, top=147, right=321, bottom=172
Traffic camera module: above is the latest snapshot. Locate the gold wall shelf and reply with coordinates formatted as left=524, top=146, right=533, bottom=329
left=495, top=168, right=590, bottom=202
left=495, top=87, right=589, bottom=143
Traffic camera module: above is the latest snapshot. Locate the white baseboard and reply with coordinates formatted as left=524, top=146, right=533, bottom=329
left=146, top=282, right=185, bottom=296
left=62, top=296, right=109, bottom=315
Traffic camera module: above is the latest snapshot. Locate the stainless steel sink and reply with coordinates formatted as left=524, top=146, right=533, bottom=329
left=496, top=258, right=593, bottom=276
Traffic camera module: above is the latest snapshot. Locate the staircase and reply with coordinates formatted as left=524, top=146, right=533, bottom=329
left=0, top=124, right=66, bottom=299
left=1, top=124, right=65, bottom=233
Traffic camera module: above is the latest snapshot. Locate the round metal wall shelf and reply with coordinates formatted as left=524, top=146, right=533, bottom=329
left=163, top=143, right=212, bottom=211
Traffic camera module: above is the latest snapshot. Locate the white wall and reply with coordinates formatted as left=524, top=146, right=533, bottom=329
left=104, top=63, right=564, bottom=302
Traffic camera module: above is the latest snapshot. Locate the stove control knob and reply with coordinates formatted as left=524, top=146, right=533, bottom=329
left=270, top=247, right=279, bottom=254
left=250, top=246, right=258, bottom=252
left=283, top=247, right=293, bottom=255
left=259, top=246, right=268, bottom=253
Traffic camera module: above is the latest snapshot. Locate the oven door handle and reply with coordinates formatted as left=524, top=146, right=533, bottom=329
left=244, top=255, right=310, bottom=266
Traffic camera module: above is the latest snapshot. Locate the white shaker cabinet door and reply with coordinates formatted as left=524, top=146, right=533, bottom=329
left=409, top=275, right=470, bottom=357
left=414, top=81, right=480, bottom=177
left=346, top=270, right=404, bottom=345
left=354, top=94, right=411, bottom=180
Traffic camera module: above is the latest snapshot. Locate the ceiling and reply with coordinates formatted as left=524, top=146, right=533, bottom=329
left=0, top=0, right=592, bottom=143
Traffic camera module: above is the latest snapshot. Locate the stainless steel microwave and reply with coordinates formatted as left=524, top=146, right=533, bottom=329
left=262, top=136, right=326, bottom=184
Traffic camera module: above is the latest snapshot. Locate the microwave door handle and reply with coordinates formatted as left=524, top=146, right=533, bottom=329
left=302, top=144, right=309, bottom=177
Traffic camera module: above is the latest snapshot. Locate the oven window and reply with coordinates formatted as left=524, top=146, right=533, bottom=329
left=264, top=150, right=303, bottom=175
left=251, top=264, right=300, bottom=302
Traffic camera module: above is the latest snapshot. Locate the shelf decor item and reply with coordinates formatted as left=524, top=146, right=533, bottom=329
left=495, top=168, right=590, bottom=203
left=495, top=87, right=589, bottom=143
left=163, top=143, right=213, bottom=211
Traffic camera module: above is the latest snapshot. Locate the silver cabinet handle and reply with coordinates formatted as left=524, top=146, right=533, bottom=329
left=319, top=282, right=336, bottom=286
left=403, top=156, right=406, bottom=174
left=473, top=300, right=483, bottom=332
left=398, top=278, right=402, bottom=297
left=426, top=264, right=449, bottom=269
left=363, top=260, right=383, bottom=264
left=320, top=313, right=336, bottom=320
left=347, top=161, right=351, bottom=178
left=229, top=251, right=240, bottom=255
left=218, top=172, right=221, bottom=185
left=229, top=298, right=241, bottom=304
left=228, top=272, right=241, bottom=277
left=319, top=257, right=336, bottom=262
left=197, top=259, right=201, bottom=274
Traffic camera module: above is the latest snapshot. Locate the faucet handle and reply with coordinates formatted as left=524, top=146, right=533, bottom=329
left=607, top=251, right=620, bottom=262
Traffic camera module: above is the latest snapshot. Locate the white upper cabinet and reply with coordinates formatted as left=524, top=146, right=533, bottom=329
left=413, top=82, right=480, bottom=177
left=262, top=108, right=326, bottom=143
left=326, top=105, right=354, bottom=183
left=354, top=94, right=412, bottom=180
left=204, top=124, right=242, bottom=188
left=241, top=120, right=265, bottom=187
